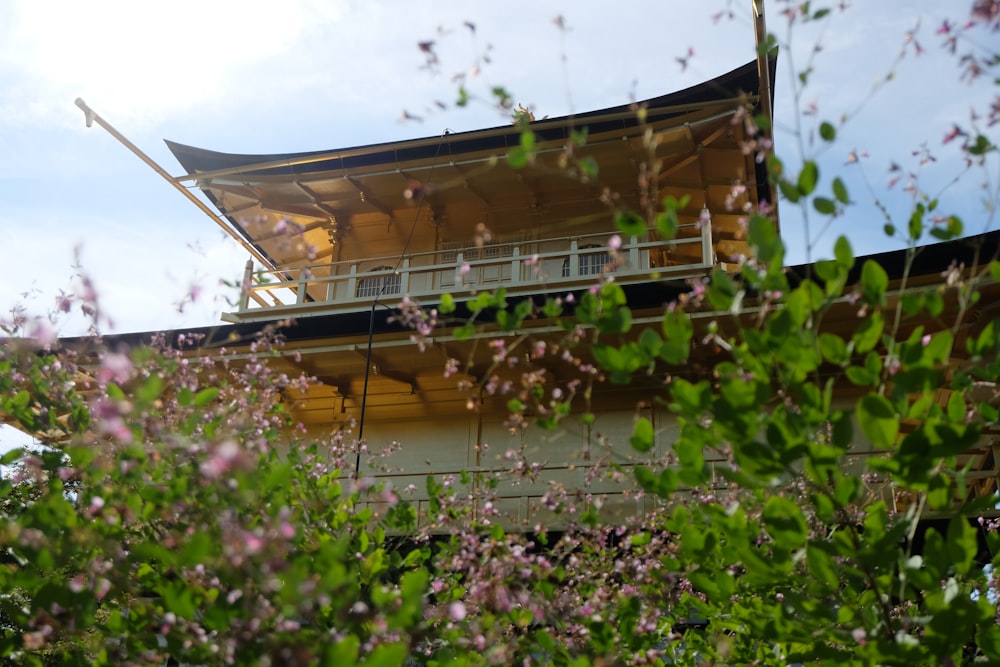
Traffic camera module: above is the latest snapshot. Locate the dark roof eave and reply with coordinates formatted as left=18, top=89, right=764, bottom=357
left=165, top=58, right=773, bottom=179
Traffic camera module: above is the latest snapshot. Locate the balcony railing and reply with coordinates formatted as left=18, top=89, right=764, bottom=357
left=224, top=224, right=715, bottom=323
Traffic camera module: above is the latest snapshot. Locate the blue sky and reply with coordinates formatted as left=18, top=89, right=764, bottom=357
left=0, top=0, right=995, bottom=338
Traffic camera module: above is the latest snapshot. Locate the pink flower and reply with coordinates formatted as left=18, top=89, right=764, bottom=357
left=943, top=124, right=966, bottom=144
left=98, top=352, right=133, bottom=384
left=244, top=533, right=264, bottom=554
left=608, top=235, right=622, bottom=250
left=698, top=207, right=711, bottom=228
left=448, top=601, right=467, bottom=621
left=95, top=578, right=111, bottom=601
left=98, top=415, right=133, bottom=444
left=28, top=319, right=57, bottom=349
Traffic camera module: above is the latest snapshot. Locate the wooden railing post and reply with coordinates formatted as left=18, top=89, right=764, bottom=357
left=400, top=259, right=411, bottom=294
left=296, top=271, right=308, bottom=304
left=701, top=221, right=714, bottom=266
left=239, top=259, right=253, bottom=311
left=569, top=239, right=580, bottom=276
left=325, top=269, right=337, bottom=301
left=347, top=263, right=358, bottom=298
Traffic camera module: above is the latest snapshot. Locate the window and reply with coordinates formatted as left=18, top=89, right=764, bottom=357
left=356, top=266, right=400, bottom=298
left=440, top=240, right=514, bottom=262
left=482, top=241, right=515, bottom=258
left=563, top=244, right=612, bottom=277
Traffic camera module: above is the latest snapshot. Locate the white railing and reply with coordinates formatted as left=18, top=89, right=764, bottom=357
left=225, top=224, right=714, bottom=323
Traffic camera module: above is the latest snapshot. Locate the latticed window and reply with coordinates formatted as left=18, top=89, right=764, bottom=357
left=356, top=266, right=400, bottom=298
left=563, top=245, right=612, bottom=277
left=441, top=240, right=514, bottom=262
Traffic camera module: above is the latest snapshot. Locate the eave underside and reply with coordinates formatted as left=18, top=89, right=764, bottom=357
left=167, top=60, right=773, bottom=274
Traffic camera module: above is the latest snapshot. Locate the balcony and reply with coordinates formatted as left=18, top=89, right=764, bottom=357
left=223, top=224, right=715, bottom=323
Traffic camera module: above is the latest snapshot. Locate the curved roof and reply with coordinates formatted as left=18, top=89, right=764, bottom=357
left=167, top=59, right=775, bottom=271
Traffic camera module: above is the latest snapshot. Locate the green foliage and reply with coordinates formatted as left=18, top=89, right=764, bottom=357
left=3, top=5, right=999, bottom=665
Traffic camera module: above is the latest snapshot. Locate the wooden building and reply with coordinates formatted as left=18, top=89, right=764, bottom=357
left=11, top=59, right=999, bottom=531
left=155, top=60, right=780, bottom=528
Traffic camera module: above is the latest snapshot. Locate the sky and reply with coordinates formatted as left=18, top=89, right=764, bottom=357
left=0, top=0, right=995, bottom=340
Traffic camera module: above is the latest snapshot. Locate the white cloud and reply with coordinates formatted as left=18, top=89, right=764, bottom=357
left=0, top=0, right=347, bottom=129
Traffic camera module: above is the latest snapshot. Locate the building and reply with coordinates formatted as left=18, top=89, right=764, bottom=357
left=149, top=59, right=779, bottom=528
left=14, top=58, right=1000, bottom=533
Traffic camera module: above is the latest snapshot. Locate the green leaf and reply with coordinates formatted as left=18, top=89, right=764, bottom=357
left=655, top=209, right=679, bottom=240
left=977, top=624, right=1000, bottom=661
left=194, top=387, right=219, bottom=407
left=968, top=133, right=995, bottom=156
left=923, top=330, right=953, bottom=365
left=856, top=394, right=898, bottom=449
left=908, top=204, right=924, bottom=241
left=159, top=581, right=197, bottom=620
left=507, top=146, right=529, bottom=168
left=520, top=129, right=536, bottom=151
left=807, top=543, right=839, bottom=588
left=576, top=156, right=599, bottom=180
left=813, top=197, right=836, bottom=215
left=0, top=448, right=24, bottom=465
left=671, top=379, right=709, bottom=414
left=845, top=365, right=876, bottom=386
left=748, top=214, right=784, bottom=266
left=779, top=178, right=801, bottom=203
left=830, top=411, right=853, bottom=448
left=453, top=322, right=475, bottom=340
left=833, top=236, right=853, bottom=272
left=762, top=496, right=808, bottom=548
left=819, top=121, right=836, bottom=142
left=635, top=466, right=659, bottom=494
left=397, top=569, right=428, bottom=626
left=946, top=517, right=978, bottom=575
left=990, top=260, right=1000, bottom=282
left=136, top=375, right=164, bottom=403
left=439, top=292, right=456, bottom=315
left=638, top=327, right=662, bottom=357
left=797, top=160, right=819, bottom=196
left=929, top=218, right=961, bottom=241
left=661, top=308, right=693, bottom=364
left=819, top=333, right=848, bottom=365
left=860, top=260, right=888, bottom=306
left=630, top=417, right=655, bottom=453
left=688, top=569, right=720, bottom=598
left=852, top=311, right=884, bottom=353
left=706, top=269, right=739, bottom=311
left=615, top=210, right=646, bottom=236
left=324, top=636, right=360, bottom=666
left=365, top=642, right=408, bottom=667
left=832, top=177, right=849, bottom=204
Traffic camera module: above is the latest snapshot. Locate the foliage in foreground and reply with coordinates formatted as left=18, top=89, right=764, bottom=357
left=4, top=212, right=1000, bottom=666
